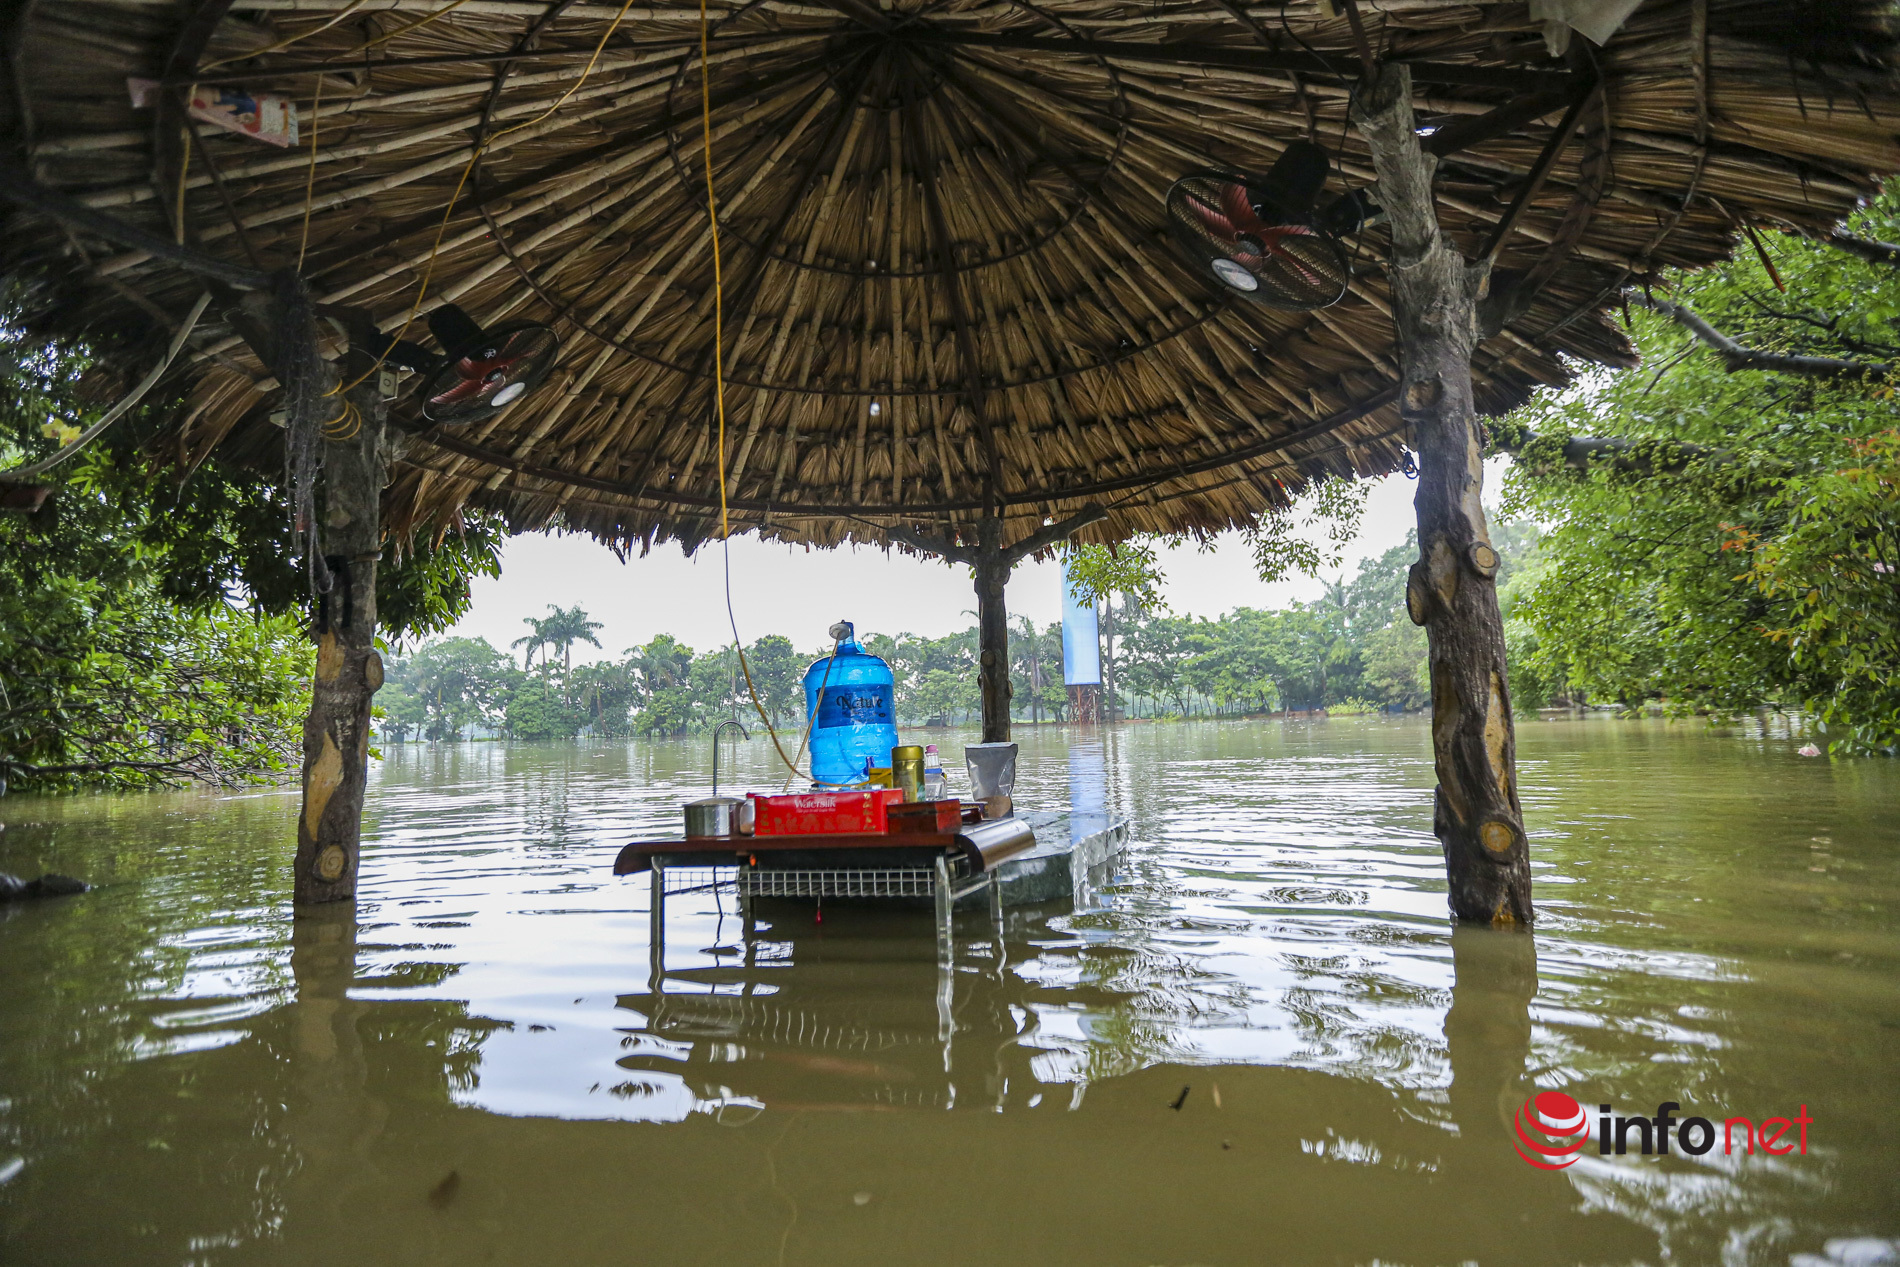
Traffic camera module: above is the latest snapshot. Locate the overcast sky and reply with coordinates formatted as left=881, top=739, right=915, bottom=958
left=441, top=462, right=1512, bottom=663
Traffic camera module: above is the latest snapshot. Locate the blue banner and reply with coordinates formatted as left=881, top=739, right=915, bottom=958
left=1061, top=556, right=1101, bottom=686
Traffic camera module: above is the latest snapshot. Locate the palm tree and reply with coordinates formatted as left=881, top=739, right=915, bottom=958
left=534, top=605, right=603, bottom=702
left=511, top=614, right=553, bottom=671
left=540, top=605, right=604, bottom=676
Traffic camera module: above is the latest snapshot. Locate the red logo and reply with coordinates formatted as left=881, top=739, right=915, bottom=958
left=1514, top=1091, right=1590, bottom=1170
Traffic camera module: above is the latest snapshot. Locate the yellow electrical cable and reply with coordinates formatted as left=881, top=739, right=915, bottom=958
left=352, top=0, right=481, bottom=54
left=703, top=0, right=727, bottom=543
left=323, top=0, right=638, bottom=399
left=263, top=0, right=824, bottom=783
left=698, top=0, right=817, bottom=785
left=296, top=73, right=324, bottom=269
left=173, top=134, right=191, bottom=245
left=209, top=0, right=478, bottom=75
left=197, top=0, right=374, bottom=73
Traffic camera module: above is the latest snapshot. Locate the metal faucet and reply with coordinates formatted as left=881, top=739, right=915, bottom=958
left=712, top=718, right=750, bottom=796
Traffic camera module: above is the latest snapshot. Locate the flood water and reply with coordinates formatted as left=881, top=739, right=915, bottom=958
left=1, top=716, right=1896, bottom=1266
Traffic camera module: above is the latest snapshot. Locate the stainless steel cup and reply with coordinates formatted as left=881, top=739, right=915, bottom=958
left=684, top=796, right=744, bottom=838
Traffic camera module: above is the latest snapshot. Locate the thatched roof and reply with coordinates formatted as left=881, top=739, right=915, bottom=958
left=4, top=0, right=1898, bottom=553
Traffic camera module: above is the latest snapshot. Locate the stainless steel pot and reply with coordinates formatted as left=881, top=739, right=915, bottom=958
left=684, top=796, right=745, bottom=838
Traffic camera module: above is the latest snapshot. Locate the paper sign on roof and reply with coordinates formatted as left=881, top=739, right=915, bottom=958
left=125, top=78, right=301, bottom=147
left=187, top=85, right=299, bottom=147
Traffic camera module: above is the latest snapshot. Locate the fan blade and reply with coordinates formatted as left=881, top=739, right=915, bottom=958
left=420, top=321, right=558, bottom=422
left=1219, top=182, right=1271, bottom=237
left=1257, top=227, right=1335, bottom=289
left=1183, top=193, right=1240, bottom=244
left=431, top=376, right=495, bottom=406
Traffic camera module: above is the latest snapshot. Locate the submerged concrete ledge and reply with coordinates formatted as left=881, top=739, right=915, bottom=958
left=991, top=808, right=1130, bottom=907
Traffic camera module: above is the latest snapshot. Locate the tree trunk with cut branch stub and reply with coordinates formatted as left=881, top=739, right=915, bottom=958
left=293, top=352, right=389, bottom=905
left=1353, top=64, right=1533, bottom=926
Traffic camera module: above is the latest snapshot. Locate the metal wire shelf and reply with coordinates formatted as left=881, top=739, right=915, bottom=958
left=736, top=867, right=942, bottom=899
left=654, top=865, right=734, bottom=897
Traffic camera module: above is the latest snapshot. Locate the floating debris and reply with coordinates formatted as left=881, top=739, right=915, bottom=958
left=429, top=1171, right=460, bottom=1210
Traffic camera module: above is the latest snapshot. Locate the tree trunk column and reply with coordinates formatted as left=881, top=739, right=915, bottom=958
left=293, top=358, right=389, bottom=905
left=974, top=517, right=1012, bottom=744
left=1354, top=65, right=1533, bottom=925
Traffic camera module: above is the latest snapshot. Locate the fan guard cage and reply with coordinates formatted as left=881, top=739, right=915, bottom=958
left=1166, top=173, right=1351, bottom=311
left=421, top=322, right=560, bottom=425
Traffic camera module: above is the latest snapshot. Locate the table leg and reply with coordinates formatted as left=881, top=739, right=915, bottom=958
left=934, top=855, right=955, bottom=1047
left=988, top=874, right=1005, bottom=968
left=933, top=855, right=954, bottom=961
left=648, top=863, right=664, bottom=995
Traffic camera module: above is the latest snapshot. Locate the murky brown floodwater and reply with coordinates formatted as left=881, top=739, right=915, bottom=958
left=1, top=716, right=1896, bottom=1266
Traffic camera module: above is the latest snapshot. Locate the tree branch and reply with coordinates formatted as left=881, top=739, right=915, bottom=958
left=1001, top=505, right=1108, bottom=569
left=1822, top=227, right=1900, bottom=270
left=1492, top=429, right=1747, bottom=475
left=0, top=755, right=200, bottom=778
left=1626, top=289, right=1897, bottom=381
left=884, top=523, right=977, bottom=568
left=882, top=503, right=1106, bottom=569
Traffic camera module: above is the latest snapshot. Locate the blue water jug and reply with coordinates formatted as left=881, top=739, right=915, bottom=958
left=803, top=621, right=898, bottom=787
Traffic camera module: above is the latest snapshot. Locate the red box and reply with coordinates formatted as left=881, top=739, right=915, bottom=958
left=886, top=800, right=963, bottom=834
left=751, top=788, right=904, bottom=836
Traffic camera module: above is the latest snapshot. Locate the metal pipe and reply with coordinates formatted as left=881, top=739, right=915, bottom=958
left=712, top=718, right=749, bottom=796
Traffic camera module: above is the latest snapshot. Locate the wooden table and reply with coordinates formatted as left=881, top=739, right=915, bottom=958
left=616, top=816, right=1037, bottom=973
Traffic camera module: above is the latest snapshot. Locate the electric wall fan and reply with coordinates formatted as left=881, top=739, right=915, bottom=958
left=1165, top=141, right=1375, bottom=311
left=377, top=303, right=559, bottom=426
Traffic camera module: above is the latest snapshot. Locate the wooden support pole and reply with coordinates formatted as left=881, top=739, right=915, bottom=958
left=974, top=516, right=1012, bottom=744
left=884, top=505, right=1107, bottom=747
left=1352, top=64, right=1533, bottom=926
left=293, top=347, right=390, bottom=905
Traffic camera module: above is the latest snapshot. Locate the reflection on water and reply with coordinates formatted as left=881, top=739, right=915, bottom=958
left=1, top=717, right=1896, bottom=1265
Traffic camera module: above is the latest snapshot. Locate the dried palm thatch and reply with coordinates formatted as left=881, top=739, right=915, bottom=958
left=3, top=0, right=1897, bottom=554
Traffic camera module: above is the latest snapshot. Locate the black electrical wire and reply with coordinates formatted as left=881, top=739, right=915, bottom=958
left=0, top=160, right=269, bottom=291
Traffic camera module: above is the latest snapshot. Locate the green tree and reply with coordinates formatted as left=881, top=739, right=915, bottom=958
left=1121, top=615, right=1193, bottom=716
left=882, top=629, right=978, bottom=723
left=689, top=646, right=740, bottom=723
left=0, top=578, right=311, bottom=790
left=1334, top=537, right=1426, bottom=712
left=1499, top=182, right=1900, bottom=750
left=630, top=635, right=697, bottom=736
left=504, top=673, right=583, bottom=741
left=1, top=301, right=505, bottom=790
left=1009, top=616, right=1063, bottom=724
left=569, top=659, right=639, bottom=737
left=1360, top=620, right=1430, bottom=711
left=1243, top=475, right=1373, bottom=584
left=376, top=669, right=429, bottom=742
left=511, top=616, right=552, bottom=671
left=742, top=635, right=802, bottom=728
left=400, top=637, right=513, bottom=739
